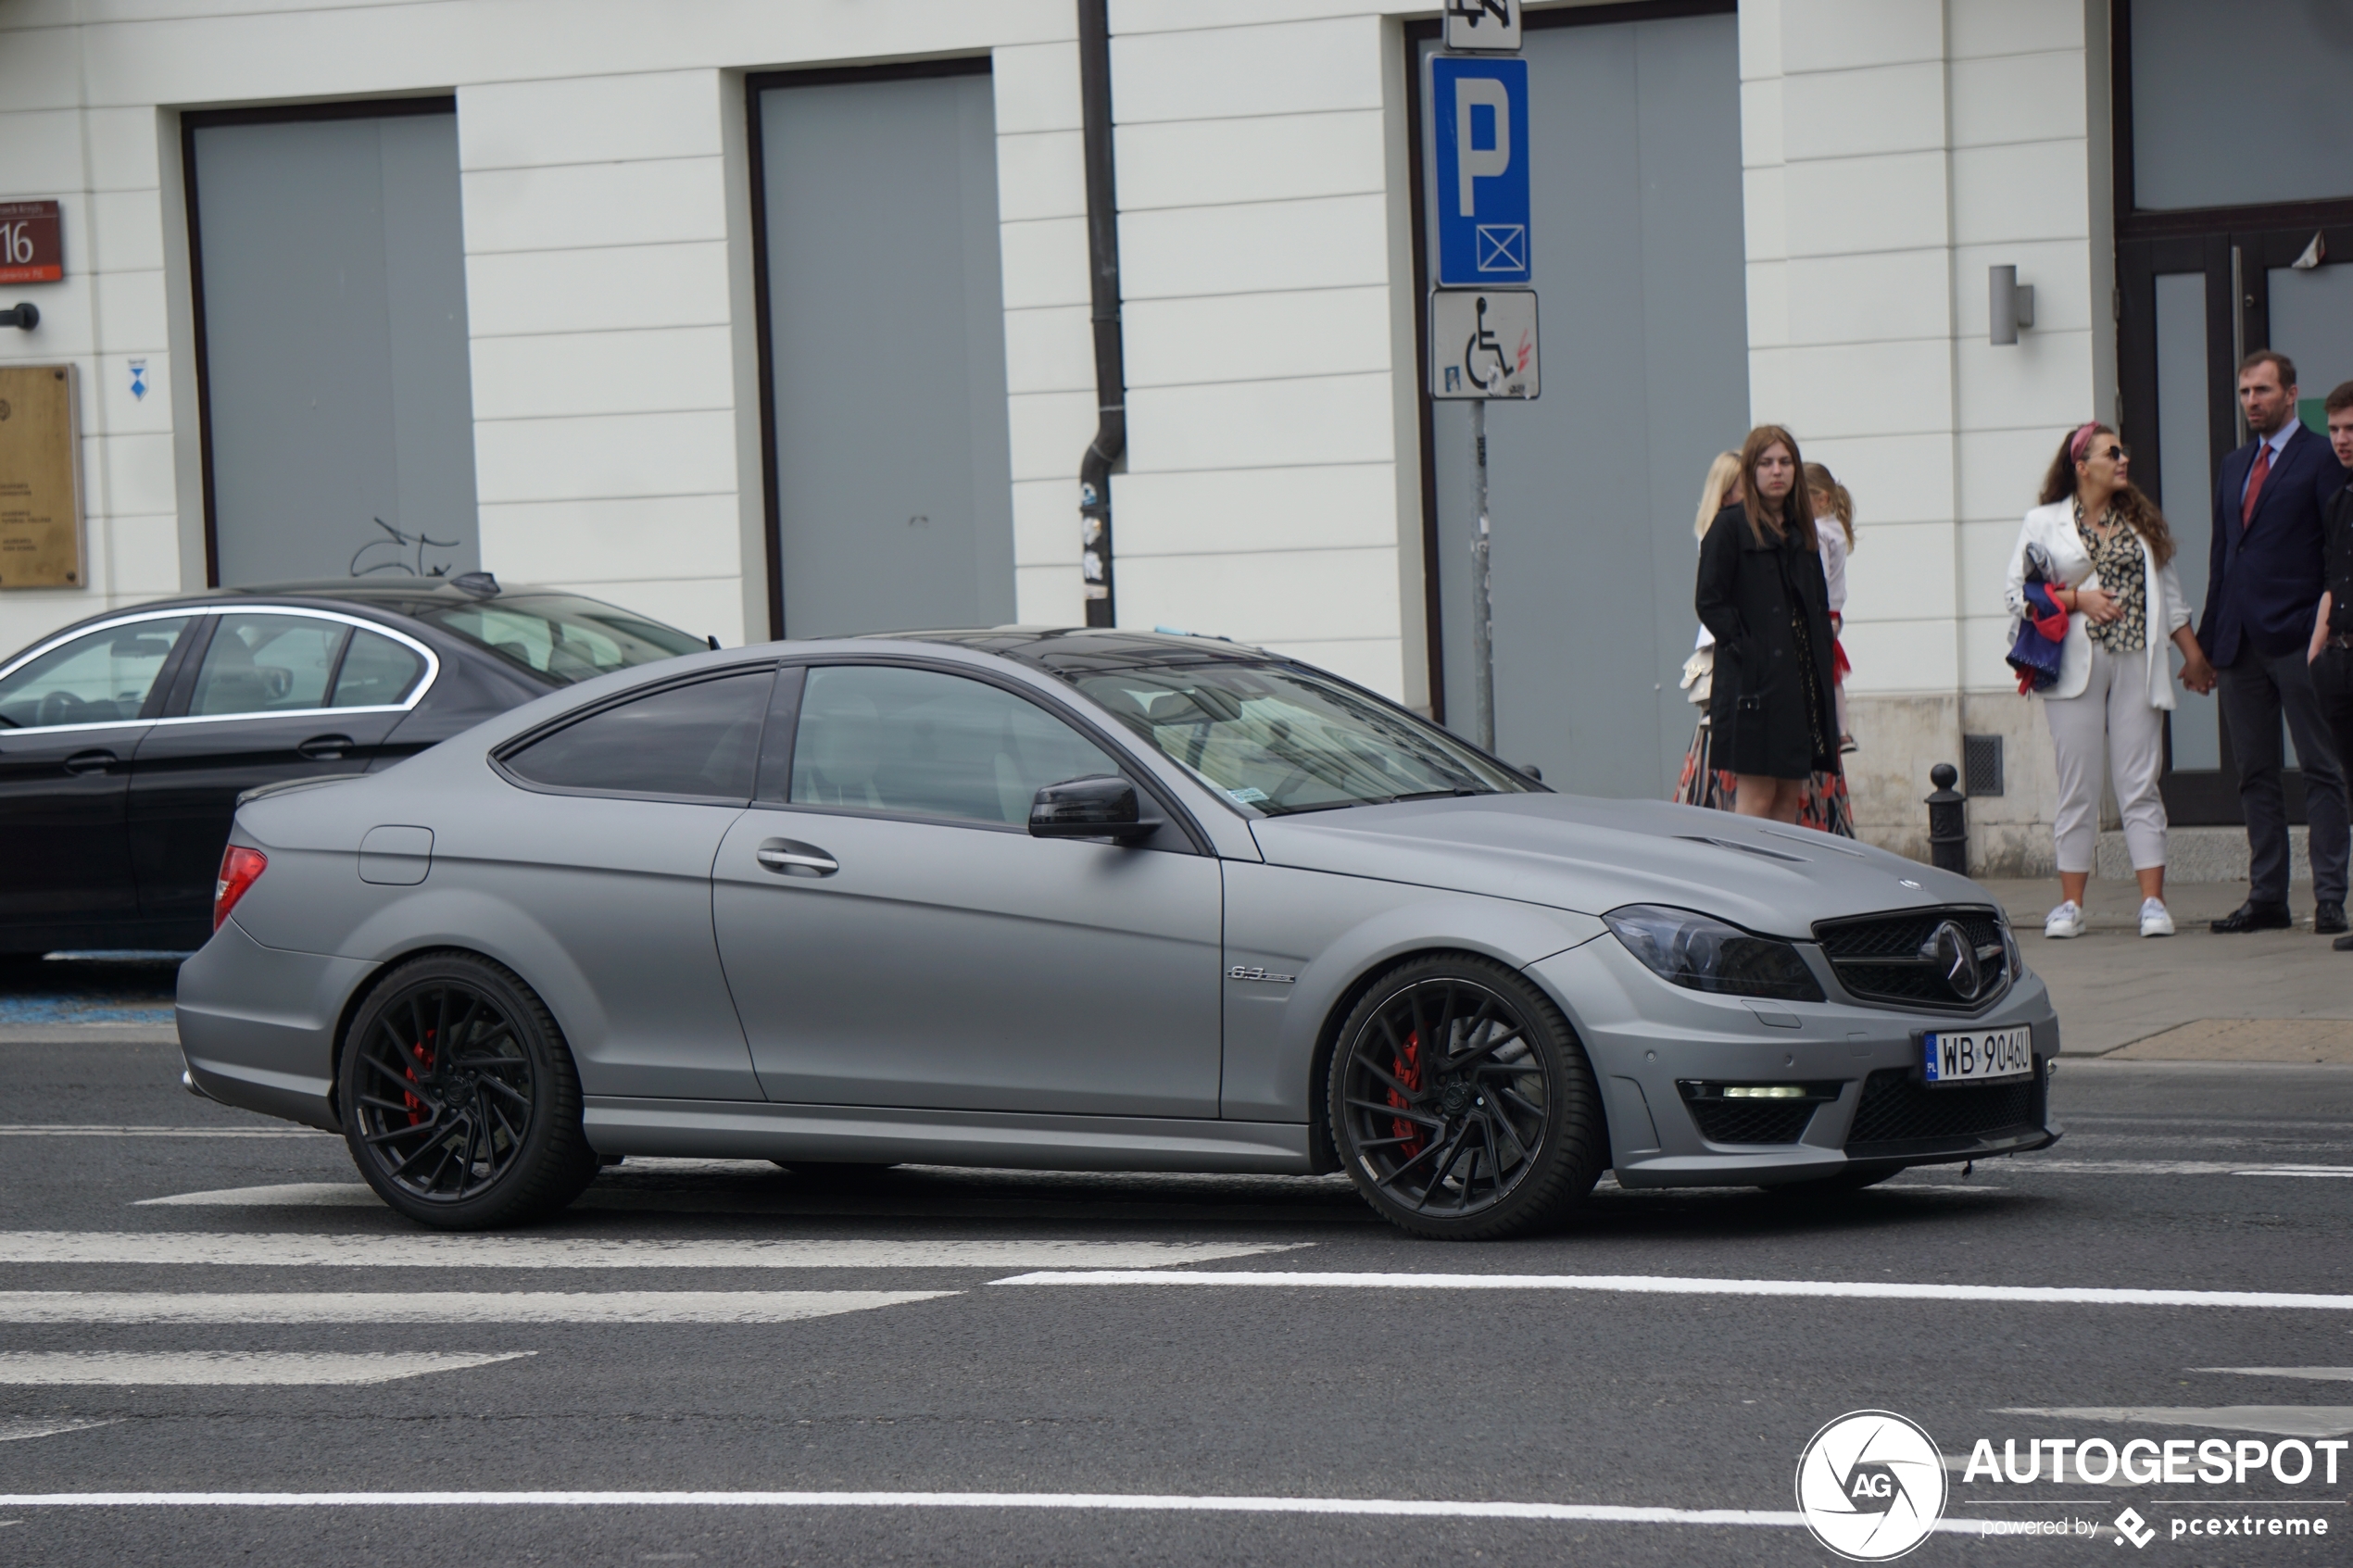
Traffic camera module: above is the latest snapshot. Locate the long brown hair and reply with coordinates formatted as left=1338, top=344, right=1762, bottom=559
left=1803, top=461, right=1855, bottom=549
left=2038, top=422, right=2174, bottom=566
left=1739, top=425, right=1815, bottom=546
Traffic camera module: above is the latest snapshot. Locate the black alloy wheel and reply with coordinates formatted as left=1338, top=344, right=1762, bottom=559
left=1328, top=954, right=1605, bottom=1239
left=338, top=952, right=597, bottom=1229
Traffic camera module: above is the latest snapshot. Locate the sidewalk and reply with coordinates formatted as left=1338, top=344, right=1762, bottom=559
left=1975, top=877, right=2353, bottom=1059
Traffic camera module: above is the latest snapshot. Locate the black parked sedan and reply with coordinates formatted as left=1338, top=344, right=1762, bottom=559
left=0, top=575, right=709, bottom=958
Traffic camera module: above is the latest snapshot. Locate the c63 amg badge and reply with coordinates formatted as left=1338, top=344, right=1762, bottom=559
left=1226, top=965, right=1295, bottom=984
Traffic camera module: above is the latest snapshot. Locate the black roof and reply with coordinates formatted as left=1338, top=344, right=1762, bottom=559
left=884, top=627, right=1286, bottom=678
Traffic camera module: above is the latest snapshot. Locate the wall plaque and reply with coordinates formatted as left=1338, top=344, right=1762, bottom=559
left=0, top=364, right=85, bottom=589
left=0, top=201, right=63, bottom=284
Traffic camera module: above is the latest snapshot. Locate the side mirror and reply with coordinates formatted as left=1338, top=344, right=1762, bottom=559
left=1029, top=773, right=1157, bottom=845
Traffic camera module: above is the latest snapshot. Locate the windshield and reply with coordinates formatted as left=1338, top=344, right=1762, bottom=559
left=419, top=595, right=707, bottom=685
left=1071, top=662, right=1531, bottom=815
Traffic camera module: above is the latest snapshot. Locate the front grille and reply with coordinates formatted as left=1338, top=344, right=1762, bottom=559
left=1813, top=907, right=2009, bottom=1011
left=1688, top=1099, right=1815, bottom=1146
left=1846, top=1068, right=2039, bottom=1148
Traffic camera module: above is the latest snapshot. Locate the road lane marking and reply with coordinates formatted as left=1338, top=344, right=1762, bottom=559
left=0, top=1352, right=532, bottom=1386
left=2196, top=1367, right=2353, bottom=1383
left=992, top=1271, right=2353, bottom=1311
left=1995, top=1406, right=2353, bottom=1439
left=0, top=1125, right=326, bottom=1138
left=2011, top=1160, right=2353, bottom=1175
left=0, top=1489, right=2020, bottom=1532
left=0, top=1418, right=118, bottom=1444
left=0, top=1291, right=953, bottom=1323
left=139, top=1185, right=380, bottom=1208
left=0, top=1234, right=1301, bottom=1270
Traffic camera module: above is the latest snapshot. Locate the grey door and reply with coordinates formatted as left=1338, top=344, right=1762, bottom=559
left=188, top=106, right=479, bottom=586
left=712, top=663, right=1223, bottom=1118
left=756, top=67, right=1016, bottom=636
left=1421, top=12, right=1747, bottom=794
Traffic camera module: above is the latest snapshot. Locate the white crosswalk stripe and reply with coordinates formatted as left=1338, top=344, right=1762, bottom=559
left=0, top=1233, right=1298, bottom=1269
left=0, top=1290, right=953, bottom=1323
left=0, top=1351, right=533, bottom=1386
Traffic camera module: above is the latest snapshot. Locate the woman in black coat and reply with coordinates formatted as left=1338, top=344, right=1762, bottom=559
left=1695, top=425, right=1843, bottom=822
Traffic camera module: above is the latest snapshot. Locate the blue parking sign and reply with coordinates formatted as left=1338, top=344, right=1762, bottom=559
left=1430, top=56, right=1529, bottom=287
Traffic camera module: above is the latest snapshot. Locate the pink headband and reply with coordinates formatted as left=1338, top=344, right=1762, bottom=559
left=2069, top=421, right=2103, bottom=462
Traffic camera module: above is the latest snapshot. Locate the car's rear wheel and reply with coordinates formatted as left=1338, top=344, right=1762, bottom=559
left=1327, top=955, right=1605, bottom=1240
left=338, top=952, right=597, bottom=1230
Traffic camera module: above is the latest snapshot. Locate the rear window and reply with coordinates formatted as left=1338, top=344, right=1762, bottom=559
left=502, top=671, right=771, bottom=800
left=421, top=595, right=706, bottom=685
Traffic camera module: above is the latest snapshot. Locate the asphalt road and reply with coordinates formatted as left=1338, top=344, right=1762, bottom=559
left=0, top=1035, right=2347, bottom=1566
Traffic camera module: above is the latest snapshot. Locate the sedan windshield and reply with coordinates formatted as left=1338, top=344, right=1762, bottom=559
left=418, top=595, right=707, bottom=685
left=1072, top=662, right=1531, bottom=814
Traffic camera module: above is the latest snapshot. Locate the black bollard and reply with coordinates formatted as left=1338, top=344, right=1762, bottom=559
left=1926, top=762, right=1967, bottom=874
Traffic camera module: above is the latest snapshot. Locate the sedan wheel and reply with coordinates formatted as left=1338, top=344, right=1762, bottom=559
left=1328, top=955, right=1604, bottom=1239
left=338, top=952, right=598, bottom=1229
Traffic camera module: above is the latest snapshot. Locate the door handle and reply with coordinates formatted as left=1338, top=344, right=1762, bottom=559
left=61, top=749, right=118, bottom=775
left=296, top=734, right=356, bottom=760
left=755, top=837, right=838, bottom=877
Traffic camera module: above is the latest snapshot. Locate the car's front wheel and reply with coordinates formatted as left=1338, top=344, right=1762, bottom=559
left=337, top=951, right=598, bottom=1229
left=1327, top=954, right=1606, bottom=1239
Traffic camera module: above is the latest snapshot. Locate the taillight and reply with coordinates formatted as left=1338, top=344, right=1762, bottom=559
left=214, top=846, right=268, bottom=931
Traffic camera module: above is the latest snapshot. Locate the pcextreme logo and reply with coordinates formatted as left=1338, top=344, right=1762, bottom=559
left=1794, top=1410, right=1950, bottom=1561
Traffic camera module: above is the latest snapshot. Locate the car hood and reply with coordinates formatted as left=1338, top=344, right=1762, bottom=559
left=1247, top=794, right=1995, bottom=939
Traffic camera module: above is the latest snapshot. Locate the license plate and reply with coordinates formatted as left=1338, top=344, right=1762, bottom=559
left=1922, top=1027, right=2033, bottom=1085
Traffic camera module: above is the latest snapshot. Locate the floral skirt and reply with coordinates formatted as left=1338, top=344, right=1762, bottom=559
left=1673, top=718, right=1855, bottom=836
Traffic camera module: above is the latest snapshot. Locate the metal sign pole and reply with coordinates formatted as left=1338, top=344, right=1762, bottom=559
left=1470, top=399, right=1495, bottom=752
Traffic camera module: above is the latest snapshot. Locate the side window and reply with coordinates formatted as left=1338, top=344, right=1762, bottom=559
left=789, top=665, right=1124, bottom=826
left=504, top=669, right=772, bottom=801
left=189, top=613, right=349, bottom=717
left=330, top=629, right=428, bottom=708
left=0, top=617, right=195, bottom=729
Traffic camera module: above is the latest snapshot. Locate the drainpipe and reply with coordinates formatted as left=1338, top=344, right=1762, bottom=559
left=1076, top=0, right=1125, bottom=628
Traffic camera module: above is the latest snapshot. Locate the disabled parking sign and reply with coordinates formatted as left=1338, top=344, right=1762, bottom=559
left=1430, top=56, right=1529, bottom=287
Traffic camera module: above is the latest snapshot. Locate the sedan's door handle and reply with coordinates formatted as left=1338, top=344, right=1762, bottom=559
left=755, top=837, right=838, bottom=877
left=296, top=734, right=356, bottom=760
left=61, top=748, right=119, bottom=775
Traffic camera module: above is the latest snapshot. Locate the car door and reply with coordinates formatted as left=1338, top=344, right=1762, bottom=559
left=128, top=609, right=432, bottom=929
left=0, top=612, right=200, bottom=947
left=466, top=664, right=774, bottom=1100
left=711, top=661, right=1224, bottom=1119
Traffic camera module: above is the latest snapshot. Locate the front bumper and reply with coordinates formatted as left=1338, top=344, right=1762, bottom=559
left=1524, top=935, right=2060, bottom=1188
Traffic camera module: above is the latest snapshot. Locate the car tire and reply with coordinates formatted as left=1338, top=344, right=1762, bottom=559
left=337, top=951, right=598, bottom=1230
left=1327, top=953, right=1606, bottom=1240
left=1766, top=1162, right=1902, bottom=1198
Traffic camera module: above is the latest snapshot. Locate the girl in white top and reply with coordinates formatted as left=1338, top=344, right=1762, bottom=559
left=1805, top=462, right=1856, bottom=750
left=2003, top=421, right=2216, bottom=939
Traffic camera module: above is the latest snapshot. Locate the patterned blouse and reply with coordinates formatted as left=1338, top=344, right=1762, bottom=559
left=2075, top=502, right=2146, bottom=655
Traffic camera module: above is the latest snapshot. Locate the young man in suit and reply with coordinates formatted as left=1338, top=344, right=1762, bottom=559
left=2199, top=350, right=2352, bottom=934
left=2307, top=381, right=2353, bottom=951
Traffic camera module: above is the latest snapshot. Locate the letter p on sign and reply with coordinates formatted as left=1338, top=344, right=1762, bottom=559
left=1455, top=78, right=1511, bottom=215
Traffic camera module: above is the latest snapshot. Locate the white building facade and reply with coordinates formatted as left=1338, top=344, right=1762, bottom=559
left=3, top=0, right=2347, bottom=871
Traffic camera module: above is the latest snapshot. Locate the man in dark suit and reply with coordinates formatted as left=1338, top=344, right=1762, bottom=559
left=2199, top=350, right=2352, bottom=933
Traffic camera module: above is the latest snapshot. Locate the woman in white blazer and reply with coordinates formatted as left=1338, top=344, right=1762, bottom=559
left=2004, top=422, right=2216, bottom=939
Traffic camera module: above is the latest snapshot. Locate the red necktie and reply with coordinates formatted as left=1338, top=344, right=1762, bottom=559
left=2243, top=442, right=2271, bottom=526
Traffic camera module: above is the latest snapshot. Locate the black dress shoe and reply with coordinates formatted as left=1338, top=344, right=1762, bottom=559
left=2211, top=900, right=2294, bottom=933
left=2318, top=903, right=2348, bottom=935
left=2334, top=933, right=2353, bottom=952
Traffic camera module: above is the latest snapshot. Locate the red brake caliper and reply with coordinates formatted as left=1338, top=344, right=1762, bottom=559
left=399, top=1030, right=436, bottom=1127
left=1386, top=1031, right=1424, bottom=1160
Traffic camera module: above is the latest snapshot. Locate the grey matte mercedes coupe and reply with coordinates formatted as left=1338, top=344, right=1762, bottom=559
left=176, top=629, right=2059, bottom=1238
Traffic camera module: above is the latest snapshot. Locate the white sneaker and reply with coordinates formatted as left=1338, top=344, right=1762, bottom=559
left=2139, top=897, right=2174, bottom=937
left=2044, top=900, right=2084, bottom=938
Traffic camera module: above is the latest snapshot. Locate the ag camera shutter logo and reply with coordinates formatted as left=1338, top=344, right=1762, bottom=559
left=1795, top=1410, right=1949, bottom=1561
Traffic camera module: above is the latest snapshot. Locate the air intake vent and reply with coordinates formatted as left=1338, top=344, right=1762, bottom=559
left=1963, top=734, right=2004, bottom=797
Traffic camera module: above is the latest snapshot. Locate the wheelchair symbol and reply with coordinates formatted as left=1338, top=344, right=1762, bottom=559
left=1462, top=295, right=1525, bottom=393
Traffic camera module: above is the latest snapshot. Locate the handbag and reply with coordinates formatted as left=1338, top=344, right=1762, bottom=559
left=2006, top=545, right=2068, bottom=694
left=1680, top=645, right=1714, bottom=705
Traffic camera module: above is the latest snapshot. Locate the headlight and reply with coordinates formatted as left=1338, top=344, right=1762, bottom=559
left=1999, top=914, right=2028, bottom=981
left=1603, top=904, right=1825, bottom=1002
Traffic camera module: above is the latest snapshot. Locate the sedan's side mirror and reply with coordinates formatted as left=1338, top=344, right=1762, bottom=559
left=1029, top=773, right=1158, bottom=845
